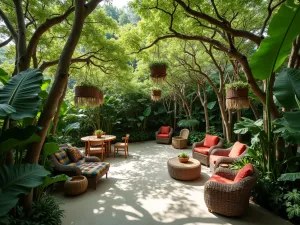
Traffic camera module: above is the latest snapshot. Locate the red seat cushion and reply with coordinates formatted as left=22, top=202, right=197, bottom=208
left=194, top=147, right=210, bottom=155
left=161, top=126, right=170, bottom=134
left=210, top=155, right=226, bottom=165
left=157, top=134, right=169, bottom=138
left=203, top=134, right=219, bottom=147
left=209, top=174, right=234, bottom=184
left=229, top=142, right=247, bottom=158
left=234, top=163, right=254, bottom=182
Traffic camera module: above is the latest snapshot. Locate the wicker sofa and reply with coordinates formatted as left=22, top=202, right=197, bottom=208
left=50, top=144, right=110, bottom=189
left=209, top=141, right=248, bottom=172
left=204, top=166, right=258, bottom=216
left=155, top=126, right=173, bottom=144
left=192, top=135, right=224, bottom=166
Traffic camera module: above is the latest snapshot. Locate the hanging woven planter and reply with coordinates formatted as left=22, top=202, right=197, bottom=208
left=151, top=89, right=161, bottom=101
left=74, top=86, right=103, bottom=107
left=149, top=61, right=167, bottom=83
left=226, top=82, right=249, bottom=109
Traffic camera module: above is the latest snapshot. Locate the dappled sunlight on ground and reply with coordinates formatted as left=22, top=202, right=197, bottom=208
left=55, top=141, right=290, bottom=225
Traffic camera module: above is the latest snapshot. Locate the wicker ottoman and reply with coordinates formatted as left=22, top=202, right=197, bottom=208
left=172, top=137, right=187, bottom=149
left=64, top=176, right=88, bottom=196
left=167, top=157, right=201, bottom=181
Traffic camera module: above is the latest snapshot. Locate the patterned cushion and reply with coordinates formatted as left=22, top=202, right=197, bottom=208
left=67, top=147, right=84, bottom=162
left=55, top=149, right=71, bottom=165
left=194, top=147, right=210, bottom=155
left=68, top=158, right=85, bottom=167
left=78, top=162, right=110, bottom=177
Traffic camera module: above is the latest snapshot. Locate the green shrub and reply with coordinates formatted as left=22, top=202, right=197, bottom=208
left=149, top=61, right=168, bottom=68
left=178, top=153, right=189, bottom=158
left=5, top=194, right=64, bottom=225
left=115, top=131, right=155, bottom=142
left=188, top=131, right=205, bottom=145
left=225, top=81, right=249, bottom=89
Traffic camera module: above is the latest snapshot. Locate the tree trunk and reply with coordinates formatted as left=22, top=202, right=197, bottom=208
left=51, top=82, right=68, bottom=136
left=173, top=96, right=177, bottom=131
left=237, top=110, right=241, bottom=141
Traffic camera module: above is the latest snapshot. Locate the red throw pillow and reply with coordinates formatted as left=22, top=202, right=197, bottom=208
left=203, top=134, right=219, bottom=147
left=234, top=163, right=254, bottom=182
left=161, top=126, right=170, bottom=134
left=229, top=142, right=246, bottom=158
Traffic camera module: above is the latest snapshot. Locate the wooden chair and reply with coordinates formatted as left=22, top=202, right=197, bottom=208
left=87, top=140, right=106, bottom=161
left=114, top=134, right=129, bottom=158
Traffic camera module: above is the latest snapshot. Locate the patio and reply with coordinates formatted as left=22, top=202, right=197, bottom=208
left=55, top=141, right=290, bottom=225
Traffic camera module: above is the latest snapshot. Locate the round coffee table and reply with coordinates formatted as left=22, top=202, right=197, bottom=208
left=167, top=157, right=201, bottom=181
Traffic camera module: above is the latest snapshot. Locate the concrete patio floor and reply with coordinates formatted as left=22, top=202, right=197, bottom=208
left=55, top=141, right=290, bottom=225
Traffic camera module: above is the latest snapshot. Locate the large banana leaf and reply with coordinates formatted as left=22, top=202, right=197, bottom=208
left=0, top=68, right=43, bottom=120
left=0, top=104, right=16, bottom=118
left=0, top=164, right=50, bottom=217
left=0, top=126, right=40, bottom=155
left=250, top=0, right=300, bottom=79
left=273, top=68, right=300, bottom=110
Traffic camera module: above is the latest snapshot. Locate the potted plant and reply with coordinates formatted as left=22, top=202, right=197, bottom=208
left=74, top=81, right=104, bottom=107
left=94, top=129, right=104, bottom=138
left=225, top=81, right=249, bottom=109
left=149, top=61, right=168, bottom=83
left=178, top=153, right=189, bottom=163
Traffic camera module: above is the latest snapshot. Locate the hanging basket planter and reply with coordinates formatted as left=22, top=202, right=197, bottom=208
left=151, top=89, right=162, bottom=101
left=74, top=86, right=103, bottom=107
left=225, top=82, right=250, bottom=110
left=149, top=61, right=167, bottom=83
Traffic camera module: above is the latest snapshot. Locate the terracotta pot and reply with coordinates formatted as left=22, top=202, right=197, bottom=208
left=178, top=157, right=189, bottom=163
left=74, top=86, right=104, bottom=107
left=96, top=134, right=102, bottom=138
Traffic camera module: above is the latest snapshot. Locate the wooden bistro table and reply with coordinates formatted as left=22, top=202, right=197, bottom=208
left=81, top=135, right=116, bottom=157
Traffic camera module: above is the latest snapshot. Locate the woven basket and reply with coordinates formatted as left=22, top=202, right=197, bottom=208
left=151, top=89, right=161, bottom=101
left=64, top=176, right=88, bottom=196
left=226, top=87, right=249, bottom=109
left=74, top=86, right=103, bottom=107
left=150, top=65, right=167, bottom=83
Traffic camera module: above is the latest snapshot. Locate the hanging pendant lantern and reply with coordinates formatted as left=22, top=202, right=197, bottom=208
left=226, top=83, right=249, bottom=109
left=74, top=86, right=103, bottom=107
left=149, top=62, right=167, bottom=83
left=151, top=89, right=161, bottom=101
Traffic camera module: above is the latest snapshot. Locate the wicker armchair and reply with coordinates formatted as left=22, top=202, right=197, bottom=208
left=155, top=126, right=173, bottom=144
left=204, top=167, right=258, bottom=217
left=172, top=129, right=190, bottom=149
left=209, top=142, right=248, bottom=172
left=192, top=136, right=224, bottom=166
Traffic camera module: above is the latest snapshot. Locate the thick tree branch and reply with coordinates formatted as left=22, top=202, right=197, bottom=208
left=0, top=36, right=13, bottom=48
left=25, top=6, right=75, bottom=67
left=0, top=8, right=17, bottom=40
left=174, top=0, right=262, bottom=45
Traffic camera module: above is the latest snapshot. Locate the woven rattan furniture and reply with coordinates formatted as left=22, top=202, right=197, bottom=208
left=64, top=176, right=88, bottom=196
left=172, top=129, right=190, bottom=149
left=209, top=142, right=248, bottom=172
left=204, top=167, right=258, bottom=217
left=50, top=144, right=110, bottom=190
left=167, top=157, right=201, bottom=181
left=192, top=136, right=224, bottom=166
left=156, top=126, right=173, bottom=144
